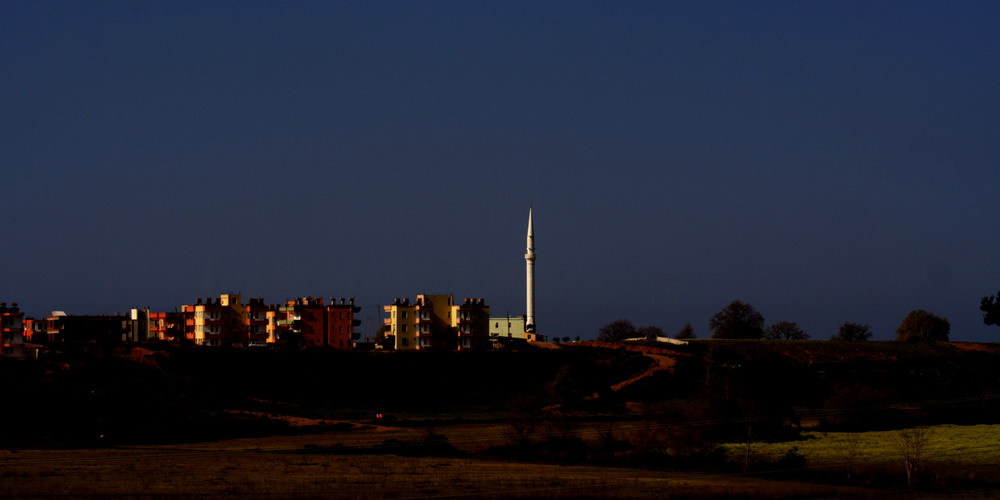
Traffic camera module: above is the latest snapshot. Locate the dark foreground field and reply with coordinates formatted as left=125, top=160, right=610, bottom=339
left=2, top=340, right=1000, bottom=498
left=1, top=422, right=998, bottom=499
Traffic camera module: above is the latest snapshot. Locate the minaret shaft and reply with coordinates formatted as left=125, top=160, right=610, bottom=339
left=525, top=207, right=535, bottom=332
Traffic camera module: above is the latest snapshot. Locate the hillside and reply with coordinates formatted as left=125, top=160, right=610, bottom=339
left=2, top=340, right=1000, bottom=445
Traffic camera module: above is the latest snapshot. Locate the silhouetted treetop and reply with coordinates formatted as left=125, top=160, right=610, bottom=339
left=674, top=323, right=696, bottom=339
left=981, top=291, right=1000, bottom=328
left=597, top=319, right=637, bottom=342
left=709, top=300, right=765, bottom=339
left=765, top=321, right=809, bottom=340
left=831, top=322, right=872, bottom=341
left=637, top=325, right=665, bottom=341
left=896, top=309, right=950, bottom=342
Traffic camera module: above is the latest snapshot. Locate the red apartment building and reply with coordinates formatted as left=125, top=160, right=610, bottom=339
left=245, top=298, right=269, bottom=346
left=454, top=297, right=491, bottom=350
left=1, top=302, right=25, bottom=358
left=273, top=297, right=359, bottom=349
left=22, top=318, right=46, bottom=343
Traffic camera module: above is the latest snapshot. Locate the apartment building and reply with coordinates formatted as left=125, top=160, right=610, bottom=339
left=181, top=294, right=250, bottom=347
left=46, top=312, right=130, bottom=343
left=22, top=317, right=45, bottom=343
left=383, top=294, right=489, bottom=351
left=149, top=311, right=183, bottom=342
left=1, top=302, right=25, bottom=358
left=245, top=298, right=269, bottom=346
left=271, top=297, right=359, bottom=349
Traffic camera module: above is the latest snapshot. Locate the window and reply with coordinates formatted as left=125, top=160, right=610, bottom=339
left=402, top=338, right=409, bottom=347
left=402, top=311, right=408, bottom=319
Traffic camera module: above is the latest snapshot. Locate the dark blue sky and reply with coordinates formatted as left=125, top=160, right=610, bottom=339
left=2, top=1, right=998, bottom=341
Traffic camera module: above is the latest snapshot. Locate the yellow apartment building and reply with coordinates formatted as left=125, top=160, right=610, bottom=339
left=383, top=294, right=489, bottom=350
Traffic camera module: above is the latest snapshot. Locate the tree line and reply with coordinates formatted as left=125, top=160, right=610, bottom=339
left=598, top=299, right=957, bottom=342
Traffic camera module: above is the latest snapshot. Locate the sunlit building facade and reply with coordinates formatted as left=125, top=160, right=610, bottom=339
left=383, top=294, right=489, bottom=351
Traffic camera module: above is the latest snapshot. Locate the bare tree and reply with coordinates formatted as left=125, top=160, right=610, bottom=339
left=842, top=432, right=863, bottom=480
left=893, top=426, right=931, bottom=487
left=739, top=398, right=760, bottom=472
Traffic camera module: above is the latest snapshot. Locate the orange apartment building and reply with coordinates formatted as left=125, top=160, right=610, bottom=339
left=181, top=294, right=261, bottom=347
left=149, top=311, right=183, bottom=342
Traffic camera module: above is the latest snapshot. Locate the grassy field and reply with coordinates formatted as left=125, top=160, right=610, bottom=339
left=722, top=423, right=1000, bottom=485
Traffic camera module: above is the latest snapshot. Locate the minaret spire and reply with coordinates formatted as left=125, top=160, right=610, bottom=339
left=525, top=206, right=536, bottom=332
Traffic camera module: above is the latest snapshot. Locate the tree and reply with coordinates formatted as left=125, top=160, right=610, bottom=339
left=841, top=432, right=863, bottom=480
left=831, top=322, right=872, bottom=341
left=674, top=323, right=696, bottom=339
left=764, top=321, right=809, bottom=340
left=709, top=300, right=765, bottom=339
left=980, top=291, right=1000, bottom=327
left=637, top=325, right=665, bottom=341
left=375, top=324, right=394, bottom=350
left=895, top=309, right=950, bottom=342
left=894, top=426, right=931, bottom=487
left=597, top=319, right=637, bottom=342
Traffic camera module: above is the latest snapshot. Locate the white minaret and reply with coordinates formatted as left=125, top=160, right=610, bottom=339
left=525, top=206, right=536, bottom=332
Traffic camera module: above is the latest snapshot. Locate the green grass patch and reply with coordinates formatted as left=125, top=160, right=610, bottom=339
left=723, top=423, right=1000, bottom=474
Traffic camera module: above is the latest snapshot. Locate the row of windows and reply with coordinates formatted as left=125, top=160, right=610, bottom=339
left=392, top=310, right=450, bottom=320
left=395, top=324, right=436, bottom=334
